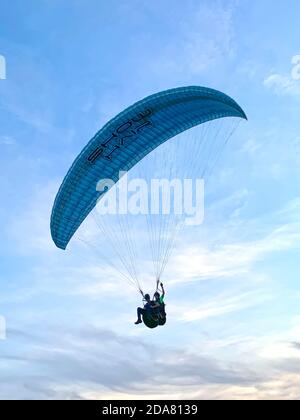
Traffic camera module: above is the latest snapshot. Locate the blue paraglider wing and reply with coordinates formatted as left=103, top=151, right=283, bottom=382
left=51, top=86, right=247, bottom=250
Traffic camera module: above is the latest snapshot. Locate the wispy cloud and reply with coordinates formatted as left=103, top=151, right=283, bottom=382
left=264, top=56, right=300, bottom=97
left=171, top=290, right=273, bottom=322
left=264, top=74, right=300, bottom=97
left=169, top=219, right=300, bottom=285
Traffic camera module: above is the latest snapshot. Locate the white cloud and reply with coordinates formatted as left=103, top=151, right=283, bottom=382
left=168, top=219, right=300, bottom=286
left=171, top=290, right=273, bottom=322
left=264, top=74, right=300, bottom=97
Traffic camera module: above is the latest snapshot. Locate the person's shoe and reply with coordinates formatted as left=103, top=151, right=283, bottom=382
left=135, top=320, right=142, bottom=325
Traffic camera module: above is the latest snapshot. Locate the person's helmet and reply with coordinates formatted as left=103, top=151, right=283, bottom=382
left=144, top=294, right=150, bottom=301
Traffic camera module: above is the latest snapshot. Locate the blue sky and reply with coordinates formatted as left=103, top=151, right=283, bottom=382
left=0, top=0, right=300, bottom=400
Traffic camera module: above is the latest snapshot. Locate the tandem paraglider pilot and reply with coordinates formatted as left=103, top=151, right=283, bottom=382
left=135, top=281, right=166, bottom=328
left=50, top=86, right=247, bottom=330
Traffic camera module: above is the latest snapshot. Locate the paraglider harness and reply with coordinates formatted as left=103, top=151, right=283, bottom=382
left=139, top=285, right=166, bottom=329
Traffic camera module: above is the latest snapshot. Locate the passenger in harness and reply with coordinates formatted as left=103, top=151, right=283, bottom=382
left=134, top=281, right=166, bottom=327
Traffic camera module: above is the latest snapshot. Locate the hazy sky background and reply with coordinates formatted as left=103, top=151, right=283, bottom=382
left=0, top=0, right=300, bottom=399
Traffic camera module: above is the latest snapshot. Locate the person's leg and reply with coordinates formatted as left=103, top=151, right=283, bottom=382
left=135, top=307, right=144, bottom=324
left=137, top=307, right=144, bottom=320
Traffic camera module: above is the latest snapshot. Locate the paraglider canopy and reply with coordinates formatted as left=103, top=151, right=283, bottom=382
left=50, top=86, right=247, bottom=251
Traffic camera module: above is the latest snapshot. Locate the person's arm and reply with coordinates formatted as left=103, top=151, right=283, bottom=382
left=156, top=278, right=160, bottom=292
left=153, top=279, right=160, bottom=300
left=160, top=282, right=165, bottom=298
